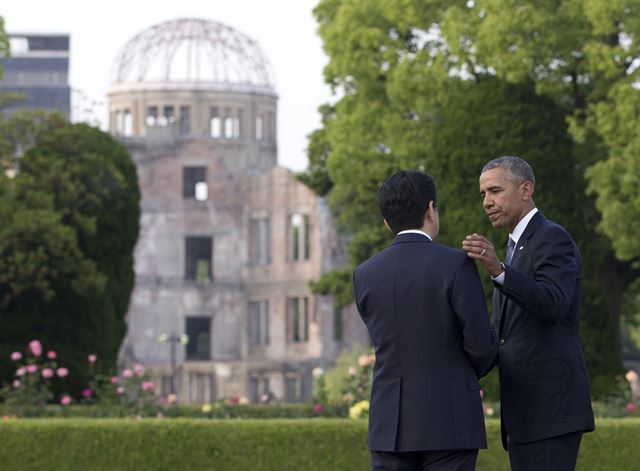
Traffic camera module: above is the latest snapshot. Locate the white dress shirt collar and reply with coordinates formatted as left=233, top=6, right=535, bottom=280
left=510, top=207, right=538, bottom=245
left=397, top=229, right=433, bottom=241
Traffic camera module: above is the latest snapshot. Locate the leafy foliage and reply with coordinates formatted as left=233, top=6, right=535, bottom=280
left=0, top=112, right=140, bottom=395
left=308, top=0, right=637, bottom=396
left=437, top=1, right=640, bottom=263
left=0, top=15, right=7, bottom=72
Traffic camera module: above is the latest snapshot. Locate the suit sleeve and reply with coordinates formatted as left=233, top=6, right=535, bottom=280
left=352, top=268, right=363, bottom=316
left=499, top=226, right=577, bottom=324
left=450, top=256, right=497, bottom=377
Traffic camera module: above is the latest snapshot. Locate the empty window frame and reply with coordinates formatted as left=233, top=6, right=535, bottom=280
left=115, top=110, right=122, bottom=134
left=185, top=316, right=211, bottom=361
left=287, top=297, right=309, bottom=343
left=255, top=115, right=263, bottom=141
left=235, top=109, right=242, bottom=138
left=249, top=217, right=270, bottom=264
left=158, top=105, right=175, bottom=126
left=268, top=111, right=276, bottom=142
left=224, top=107, right=233, bottom=139
left=290, top=214, right=310, bottom=262
left=284, top=376, right=299, bottom=402
left=146, top=106, right=158, bottom=127
left=179, top=106, right=190, bottom=135
left=249, top=301, right=269, bottom=346
left=210, top=107, right=221, bottom=138
left=123, top=110, right=133, bottom=136
left=249, top=375, right=272, bottom=403
left=183, top=166, right=207, bottom=200
left=114, top=109, right=132, bottom=136
left=185, top=237, right=212, bottom=282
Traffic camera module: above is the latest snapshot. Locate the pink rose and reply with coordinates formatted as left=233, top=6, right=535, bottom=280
left=133, top=364, right=145, bottom=376
left=60, top=395, right=72, bottom=406
left=122, top=368, right=133, bottom=378
left=348, top=366, right=357, bottom=376
left=313, top=403, right=324, bottom=414
left=26, top=364, right=38, bottom=374
left=16, top=367, right=26, bottom=377
left=627, top=403, right=636, bottom=413
left=116, top=386, right=125, bottom=395
left=110, top=376, right=119, bottom=384
left=42, top=368, right=54, bottom=379
left=12, top=380, right=20, bottom=388
left=10, top=351, right=22, bottom=361
left=57, top=367, right=69, bottom=378
left=141, top=381, right=155, bottom=392
left=88, top=354, right=97, bottom=363
left=47, top=351, right=57, bottom=360
left=82, top=389, right=93, bottom=398
left=28, top=340, right=42, bottom=357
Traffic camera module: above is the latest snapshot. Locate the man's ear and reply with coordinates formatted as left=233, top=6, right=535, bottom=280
left=521, top=181, right=535, bottom=201
left=426, top=201, right=437, bottom=222
left=383, top=219, right=392, bottom=232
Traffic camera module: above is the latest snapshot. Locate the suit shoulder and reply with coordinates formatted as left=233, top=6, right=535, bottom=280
left=354, top=245, right=394, bottom=273
left=539, top=218, right=574, bottom=242
left=432, top=243, right=470, bottom=262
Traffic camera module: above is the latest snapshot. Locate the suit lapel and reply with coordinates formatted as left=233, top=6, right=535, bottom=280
left=508, top=212, right=544, bottom=268
left=496, top=212, right=545, bottom=334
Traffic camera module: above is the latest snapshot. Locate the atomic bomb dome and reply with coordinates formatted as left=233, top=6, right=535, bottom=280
left=108, top=18, right=277, bottom=141
left=111, top=18, right=275, bottom=90
left=111, top=18, right=368, bottom=405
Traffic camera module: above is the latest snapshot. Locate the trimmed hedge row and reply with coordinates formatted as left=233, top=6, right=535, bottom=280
left=0, top=418, right=638, bottom=470
left=0, top=403, right=349, bottom=419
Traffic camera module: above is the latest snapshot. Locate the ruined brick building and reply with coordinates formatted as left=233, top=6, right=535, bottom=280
left=108, top=18, right=369, bottom=403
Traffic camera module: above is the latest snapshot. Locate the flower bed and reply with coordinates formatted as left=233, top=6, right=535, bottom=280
left=0, top=418, right=638, bottom=470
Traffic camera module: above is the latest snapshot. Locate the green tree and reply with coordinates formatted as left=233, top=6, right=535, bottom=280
left=0, top=112, right=140, bottom=395
left=309, top=0, right=630, bottom=396
left=424, top=77, right=619, bottom=397
left=437, top=1, right=640, bottom=262
left=0, top=15, right=7, bottom=72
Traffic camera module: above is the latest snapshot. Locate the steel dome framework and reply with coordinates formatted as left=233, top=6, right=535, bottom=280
left=112, top=18, right=275, bottom=87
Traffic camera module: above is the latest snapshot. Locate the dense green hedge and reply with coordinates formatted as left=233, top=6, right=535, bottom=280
left=0, top=402, right=349, bottom=419
left=0, top=419, right=637, bottom=470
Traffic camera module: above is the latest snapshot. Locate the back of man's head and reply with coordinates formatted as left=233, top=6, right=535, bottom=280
left=378, top=170, right=437, bottom=235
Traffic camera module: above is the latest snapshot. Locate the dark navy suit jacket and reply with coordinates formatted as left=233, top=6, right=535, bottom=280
left=494, top=212, right=595, bottom=450
left=353, top=233, right=497, bottom=452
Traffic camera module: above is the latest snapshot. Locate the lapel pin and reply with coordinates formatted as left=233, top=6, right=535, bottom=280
left=519, top=246, right=523, bottom=250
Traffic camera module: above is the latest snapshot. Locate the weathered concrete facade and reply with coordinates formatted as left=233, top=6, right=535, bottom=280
left=110, top=19, right=369, bottom=403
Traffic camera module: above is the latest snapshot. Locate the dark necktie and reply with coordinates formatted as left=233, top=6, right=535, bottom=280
left=505, top=237, right=516, bottom=265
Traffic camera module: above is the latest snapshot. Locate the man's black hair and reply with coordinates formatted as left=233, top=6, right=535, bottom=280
left=378, top=170, right=437, bottom=235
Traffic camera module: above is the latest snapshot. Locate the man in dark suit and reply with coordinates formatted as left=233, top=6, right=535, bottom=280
left=353, top=170, right=497, bottom=471
left=462, top=156, right=595, bottom=471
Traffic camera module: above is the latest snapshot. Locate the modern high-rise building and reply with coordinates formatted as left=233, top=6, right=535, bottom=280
left=110, top=18, right=369, bottom=403
left=0, top=33, right=70, bottom=118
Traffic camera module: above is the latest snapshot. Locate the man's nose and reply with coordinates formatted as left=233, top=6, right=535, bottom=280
left=483, top=195, right=493, bottom=209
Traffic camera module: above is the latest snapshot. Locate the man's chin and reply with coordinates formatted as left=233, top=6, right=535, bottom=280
left=487, top=214, right=503, bottom=228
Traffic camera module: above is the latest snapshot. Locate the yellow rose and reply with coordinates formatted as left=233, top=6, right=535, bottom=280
left=349, top=400, right=370, bottom=419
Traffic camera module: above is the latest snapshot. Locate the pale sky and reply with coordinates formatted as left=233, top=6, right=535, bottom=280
left=1, top=0, right=334, bottom=171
